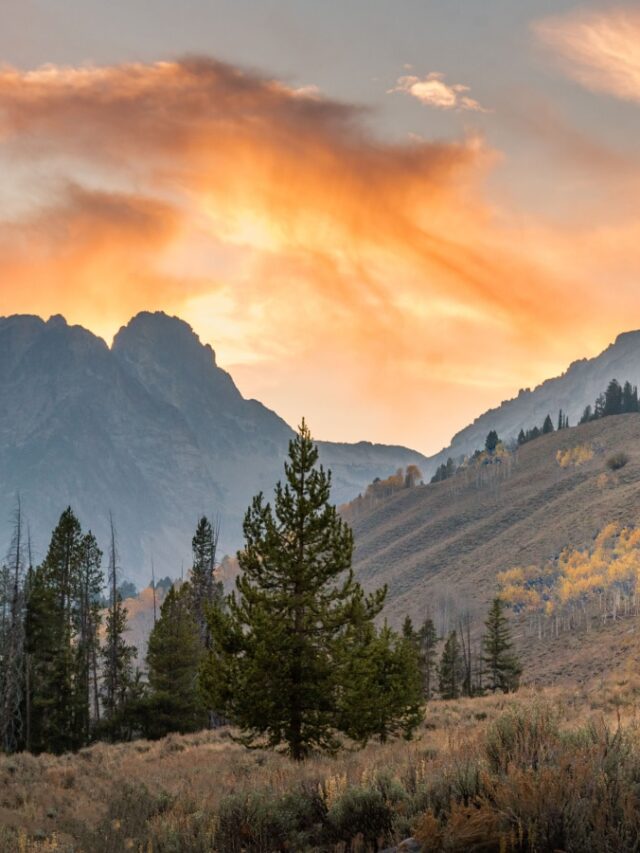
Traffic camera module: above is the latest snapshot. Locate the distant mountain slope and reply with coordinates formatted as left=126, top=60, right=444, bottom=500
left=0, top=312, right=428, bottom=582
left=350, top=414, right=640, bottom=683
left=428, top=331, right=640, bottom=471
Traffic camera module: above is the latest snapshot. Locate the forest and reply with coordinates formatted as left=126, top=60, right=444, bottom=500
left=0, top=425, right=519, bottom=759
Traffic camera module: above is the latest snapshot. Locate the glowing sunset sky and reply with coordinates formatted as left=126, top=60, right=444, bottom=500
left=1, top=1, right=640, bottom=454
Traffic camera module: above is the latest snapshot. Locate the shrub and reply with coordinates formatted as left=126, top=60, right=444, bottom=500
left=326, top=786, right=396, bottom=849
left=607, top=452, right=629, bottom=471
left=484, top=701, right=559, bottom=773
left=79, top=782, right=172, bottom=853
left=215, top=790, right=291, bottom=852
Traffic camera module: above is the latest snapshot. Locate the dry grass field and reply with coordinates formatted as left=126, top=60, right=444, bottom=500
left=3, top=677, right=640, bottom=852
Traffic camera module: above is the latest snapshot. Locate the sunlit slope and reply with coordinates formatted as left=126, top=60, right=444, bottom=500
left=351, top=415, right=640, bottom=638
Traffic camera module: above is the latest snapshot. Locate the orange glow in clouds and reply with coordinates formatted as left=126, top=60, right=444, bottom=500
left=0, top=56, right=640, bottom=452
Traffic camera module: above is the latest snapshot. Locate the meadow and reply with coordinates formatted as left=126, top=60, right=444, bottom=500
left=3, top=676, right=640, bottom=852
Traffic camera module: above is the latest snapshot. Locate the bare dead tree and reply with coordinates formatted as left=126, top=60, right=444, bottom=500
left=151, top=558, right=157, bottom=628
left=458, top=609, right=473, bottom=697
left=0, top=498, right=26, bottom=753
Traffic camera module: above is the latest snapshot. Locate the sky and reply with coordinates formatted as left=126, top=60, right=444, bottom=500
left=1, top=1, right=640, bottom=454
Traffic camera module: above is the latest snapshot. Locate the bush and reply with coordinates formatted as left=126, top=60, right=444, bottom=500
left=484, top=701, right=559, bottom=773
left=215, top=786, right=327, bottom=852
left=79, top=783, right=172, bottom=853
left=607, top=452, right=629, bottom=471
left=326, top=786, right=396, bottom=848
left=215, top=791, right=291, bottom=852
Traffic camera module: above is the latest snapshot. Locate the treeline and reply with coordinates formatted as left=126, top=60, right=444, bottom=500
left=431, top=429, right=509, bottom=484
left=517, top=410, right=569, bottom=446
left=0, top=504, right=224, bottom=754
left=434, top=378, right=640, bottom=488
left=579, top=378, right=639, bottom=424
left=403, top=598, right=521, bottom=701
left=341, top=464, right=423, bottom=520
left=0, top=425, right=522, bottom=760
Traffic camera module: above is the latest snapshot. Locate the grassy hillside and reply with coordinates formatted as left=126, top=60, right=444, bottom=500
left=350, top=414, right=640, bottom=683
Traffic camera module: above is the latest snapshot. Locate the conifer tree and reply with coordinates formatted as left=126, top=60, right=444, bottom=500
left=145, top=584, right=206, bottom=738
left=25, top=508, right=83, bottom=753
left=542, top=414, right=554, bottom=434
left=622, top=381, right=639, bottom=413
left=419, top=618, right=438, bottom=701
left=579, top=405, right=593, bottom=424
left=189, top=516, right=223, bottom=648
left=517, top=429, right=526, bottom=446
left=339, top=621, right=423, bottom=744
left=485, top=431, right=499, bottom=453
left=482, top=598, right=521, bottom=693
left=438, top=630, right=463, bottom=700
left=75, top=532, right=104, bottom=743
left=604, top=379, right=623, bottom=416
left=202, top=420, right=388, bottom=760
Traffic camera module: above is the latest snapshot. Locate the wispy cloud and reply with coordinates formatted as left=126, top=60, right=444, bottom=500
left=389, top=72, right=488, bottom=112
left=534, top=6, right=640, bottom=103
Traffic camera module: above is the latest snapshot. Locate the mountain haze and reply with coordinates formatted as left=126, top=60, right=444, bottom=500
left=0, top=311, right=428, bottom=582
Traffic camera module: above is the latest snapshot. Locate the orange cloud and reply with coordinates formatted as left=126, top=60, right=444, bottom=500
left=0, top=57, right=639, bottom=452
left=534, top=6, right=640, bottom=103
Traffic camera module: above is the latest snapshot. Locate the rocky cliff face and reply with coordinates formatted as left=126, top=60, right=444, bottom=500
left=429, top=330, right=640, bottom=469
left=0, top=311, right=427, bottom=582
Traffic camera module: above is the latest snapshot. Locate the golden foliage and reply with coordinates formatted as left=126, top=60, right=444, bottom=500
left=556, top=443, right=594, bottom=468
left=498, top=522, right=640, bottom=628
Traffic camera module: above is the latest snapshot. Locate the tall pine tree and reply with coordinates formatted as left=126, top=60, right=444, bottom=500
left=202, top=420, right=388, bottom=760
left=26, top=508, right=83, bottom=753
left=74, top=532, right=104, bottom=744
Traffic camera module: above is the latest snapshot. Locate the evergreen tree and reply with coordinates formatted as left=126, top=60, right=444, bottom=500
left=579, top=405, right=593, bottom=424
left=202, top=420, right=388, bottom=760
left=594, top=393, right=606, bottom=419
left=339, top=621, right=423, bottom=744
left=438, top=630, right=463, bottom=700
left=622, top=381, right=639, bottom=413
left=145, top=584, right=206, bottom=738
left=418, top=617, right=438, bottom=701
left=26, top=508, right=84, bottom=753
left=430, top=457, right=456, bottom=484
left=482, top=598, right=521, bottom=693
left=604, top=379, right=623, bottom=416
left=517, top=429, right=526, bottom=446
left=74, top=532, right=103, bottom=744
left=485, top=431, right=499, bottom=453
left=542, top=414, right=554, bottom=434
left=189, top=516, right=223, bottom=649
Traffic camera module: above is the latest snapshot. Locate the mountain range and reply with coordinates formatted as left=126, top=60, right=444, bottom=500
left=3, top=310, right=640, bottom=593
left=0, top=311, right=427, bottom=582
